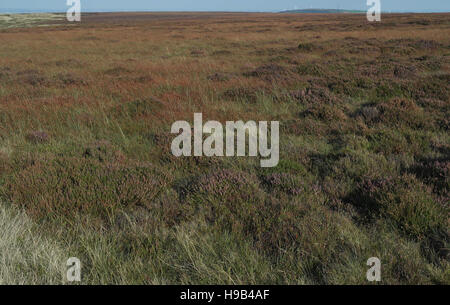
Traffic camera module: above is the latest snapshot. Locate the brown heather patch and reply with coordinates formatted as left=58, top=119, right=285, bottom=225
left=180, top=169, right=298, bottom=251
left=108, top=98, right=165, bottom=121
left=104, top=66, right=132, bottom=76
left=297, top=42, right=322, bottom=52
left=349, top=175, right=447, bottom=240
left=54, top=72, right=88, bottom=86
left=243, top=63, right=293, bottom=82
left=410, top=157, right=450, bottom=196
left=412, top=74, right=450, bottom=102
left=412, top=39, right=442, bottom=50
left=0, top=66, right=12, bottom=79
left=5, top=155, right=169, bottom=224
left=393, top=64, right=417, bottom=79
left=83, top=140, right=126, bottom=164
left=221, top=86, right=260, bottom=102
left=134, top=74, right=154, bottom=83
left=287, top=86, right=341, bottom=105
left=376, top=97, right=429, bottom=128
left=0, top=151, right=10, bottom=173
left=148, top=130, right=224, bottom=169
left=25, top=131, right=50, bottom=144
left=301, top=103, right=348, bottom=122
left=207, top=72, right=232, bottom=82
left=188, top=169, right=260, bottom=198
left=261, top=173, right=304, bottom=196
left=79, top=35, right=101, bottom=41
left=357, top=106, right=380, bottom=124
left=211, top=50, right=232, bottom=56
left=190, top=49, right=206, bottom=57
left=16, top=69, right=47, bottom=86
left=52, top=58, right=84, bottom=68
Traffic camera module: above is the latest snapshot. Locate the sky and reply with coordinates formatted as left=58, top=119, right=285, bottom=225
left=1, top=0, right=449, bottom=13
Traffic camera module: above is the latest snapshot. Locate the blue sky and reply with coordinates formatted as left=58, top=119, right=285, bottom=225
left=1, top=0, right=449, bottom=13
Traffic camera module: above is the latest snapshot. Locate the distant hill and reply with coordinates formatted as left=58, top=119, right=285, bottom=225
left=0, top=8, right=64, bottom=14
left=280, top=9, right=365, bottom=14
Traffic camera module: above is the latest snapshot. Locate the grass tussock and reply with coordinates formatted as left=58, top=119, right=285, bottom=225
left=0, top=204, right=66, bottom=284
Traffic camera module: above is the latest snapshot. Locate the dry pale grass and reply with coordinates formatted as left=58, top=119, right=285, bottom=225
left=0, top=204, right=67, bottom=284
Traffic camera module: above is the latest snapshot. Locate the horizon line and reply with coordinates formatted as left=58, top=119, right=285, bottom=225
left=1, top=9, right=450, bottom=14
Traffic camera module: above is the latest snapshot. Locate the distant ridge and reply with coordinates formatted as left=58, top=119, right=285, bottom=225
left=0, top=8, right=64, bottom=14
left=280, top=9, right=365, bottom=14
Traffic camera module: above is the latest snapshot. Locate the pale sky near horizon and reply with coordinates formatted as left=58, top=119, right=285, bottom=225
left=1, top=0, right=449, bottom=13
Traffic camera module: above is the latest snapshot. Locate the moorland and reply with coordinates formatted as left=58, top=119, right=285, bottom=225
left=0, top=12, right=448, bottom=284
